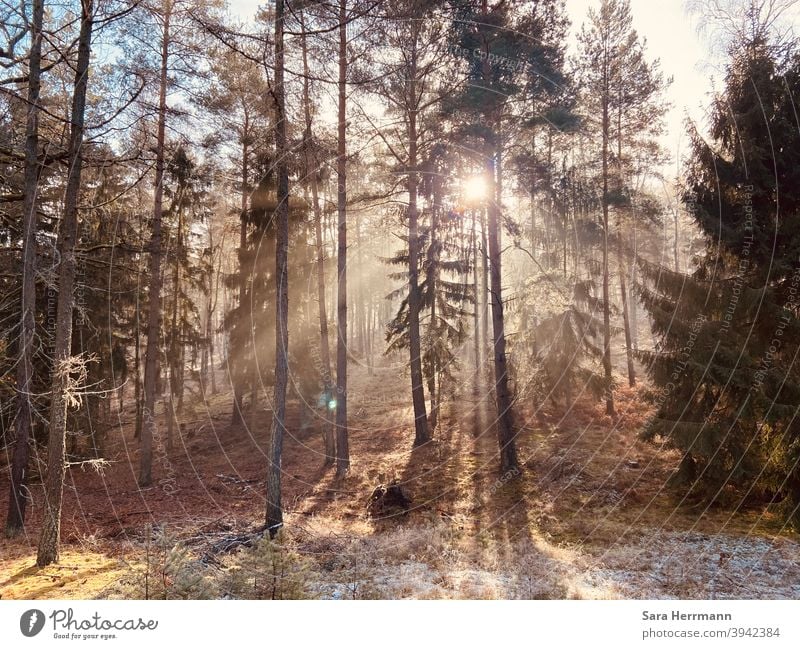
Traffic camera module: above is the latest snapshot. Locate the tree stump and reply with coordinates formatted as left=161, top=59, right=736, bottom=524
left=367, top=480, right=412, bottom=517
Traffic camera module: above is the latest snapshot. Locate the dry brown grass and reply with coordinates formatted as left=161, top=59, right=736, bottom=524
left=0, top=544, right=132, bottom=599
left=1, top=365, right=798, bottom=599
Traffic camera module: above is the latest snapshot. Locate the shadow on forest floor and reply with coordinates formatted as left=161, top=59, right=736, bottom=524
left=2, top=366, right=799, bottom=599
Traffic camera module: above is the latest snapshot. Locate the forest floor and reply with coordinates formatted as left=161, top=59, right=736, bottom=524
left=2, top=362, right=799, bottom=599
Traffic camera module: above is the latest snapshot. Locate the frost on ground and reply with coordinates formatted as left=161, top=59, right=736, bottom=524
left=299, top=518, right=800, bottom=600
left=597, top=531, right=800, bottom=599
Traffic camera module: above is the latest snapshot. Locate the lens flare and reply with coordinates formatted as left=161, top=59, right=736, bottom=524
left=462, top=175, right=488, bottom=203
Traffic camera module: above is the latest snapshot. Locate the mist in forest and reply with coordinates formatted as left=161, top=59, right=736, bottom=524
left=1, top=0, right=800, bottom=606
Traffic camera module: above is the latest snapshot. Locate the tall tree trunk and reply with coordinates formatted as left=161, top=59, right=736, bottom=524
left=529, top=172, right=537, bottom=257
left=366, top=295, right=375, bottom=376
left=249, top=326, right=258, bottom=425
left=427, top=203, right=441, bottom=433
left=5, top=0, right=44, bottom=538
left=134, top=209, right=143, bottom=440
left=140, top=0, right=171, bottom=487
left=617, top=102, right=635, bottom=388
left=487, top=153, right=518, bottom=474
left=480, top=0, right=516, bottom=469
left=546, top=129, right=556, bottom=273
left=335, top=0, right=350, bottom=477
left=209, top=235, right=221, bottom=395
left=630, top=220, right=639, bottom=352
left=562, top=153, right=568, bottom=277
left=200, top=255, right=209, bottom=397
left=207, top=315, right=215, bottom=392
left=601, top=75, right=615, bottom=417
left=300, top=12, right=335, bottom=466
left=232, top=122, right=248, bottom=426
left=406, top=55, right=430, bottom=447
left=201, top=225, right=214, bottom=397
left=673, top=203, right=680, bottom=273
left=37, top=0, right=93, bottom=566
left=479, top=207, right=489, bottom=371
left=427, top=253, right=437, bottom=432
left=472, top=209, right=480, bottom=385
left=167, top=205, right=181, bottom=451
left=619, top=265, right=635, bottom=387
left=177, top=299, right=185, bottom=417
left=200, top=324, right=208, bottom=395
left=134, top=301, right=142, bottom=439
left=266, top=0, right=289, bottom=536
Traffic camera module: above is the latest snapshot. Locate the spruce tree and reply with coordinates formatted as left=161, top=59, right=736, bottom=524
left=638, top=31, right=800, bottom=525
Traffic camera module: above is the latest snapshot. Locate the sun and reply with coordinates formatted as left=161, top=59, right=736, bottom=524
left=462, top=175, right=488, bottom=203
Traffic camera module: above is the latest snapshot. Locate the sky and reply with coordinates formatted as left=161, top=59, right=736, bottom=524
left=228, top=0, right=719, bottom=167
left=565, top=0, right=712, bottom=167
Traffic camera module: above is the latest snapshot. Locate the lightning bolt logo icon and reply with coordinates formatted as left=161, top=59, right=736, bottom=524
left=20, top=609, right=45, bottom=637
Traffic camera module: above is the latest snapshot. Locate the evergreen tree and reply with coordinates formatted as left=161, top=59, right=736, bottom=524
left=162, top=147, right=209, bottom=450
left=374, top=0, right=453, bottom=443
left=638, top=29, right=800, bottom=525
left=38, top=0, right=94, bottom=566
left=200, top=42, right=271, bottom=425
left=385, top=148, right=475, bottom=432
left=576, top=0, right=633, bottom=415
left=447, top=0, right=570, bottom=473
left=4, top=0, right=44, bottom=537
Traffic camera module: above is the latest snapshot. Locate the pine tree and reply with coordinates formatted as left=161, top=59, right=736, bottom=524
left=335, top=0, right=350, bottom=477
left=265, top=0, right=290, bottom=536
left=138, top=0, right=218, bottom=487
left=576, top=0, right=632, bottom=416
left=38, top=0, right=94, bottom=566
left=200, top=43, right=271, bottom=426
left=4, top=0, right=44, bottom=537
left=385, top=144, right=475, bottom=433
left=372, top=0, right=453, bottom=444
left=638, top=28, right=800, bottom=525
left=298, top=6, right=335, bottom=464
left=139, top=0, right=173, bottom=488
left=447, top=0, right=570, bottom=473
left=162, top=147, right=208, bottom=451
